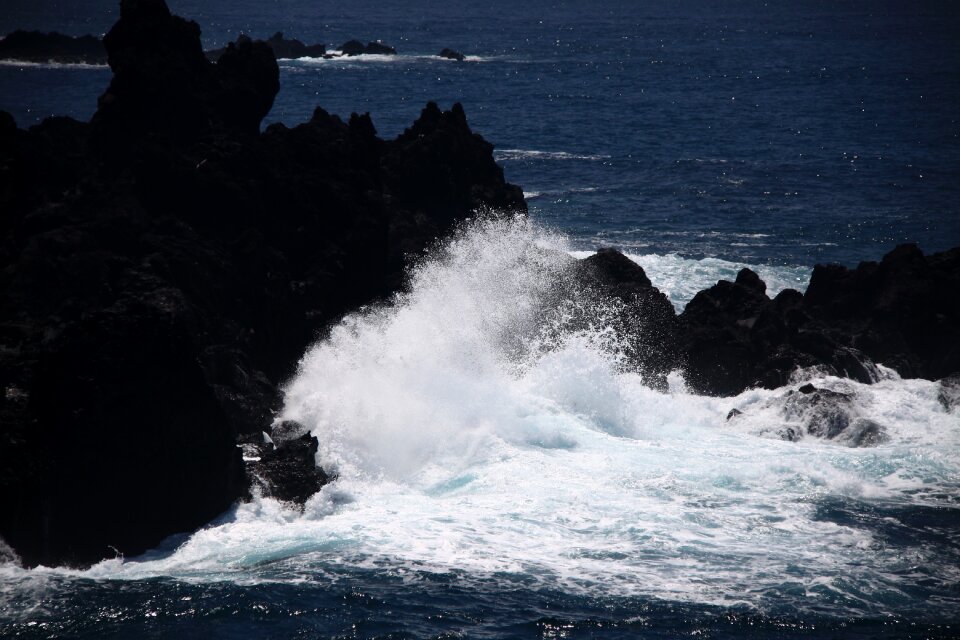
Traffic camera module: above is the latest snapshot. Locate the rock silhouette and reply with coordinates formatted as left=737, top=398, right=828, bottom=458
left=0, top=0, right=523, bottom=568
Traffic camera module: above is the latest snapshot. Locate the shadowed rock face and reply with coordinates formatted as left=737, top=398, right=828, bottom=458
left=579, top=246, right=957, bottom=397
left=0, top=0, right=524, bottom=568
left=804, top=244, right=960, bottom=381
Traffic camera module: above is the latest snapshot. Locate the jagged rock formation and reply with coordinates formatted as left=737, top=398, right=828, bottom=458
left=0, top=0, right=523, bottom=568
left=206, top=32, right=327, bottom=62
left=588, top=244, right=959, bottom=396
left=0, top=30, right=106, bottom=64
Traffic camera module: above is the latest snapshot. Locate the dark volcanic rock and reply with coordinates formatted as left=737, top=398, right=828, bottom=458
left=0, top=30, right=106, bottom=65
left=94, top=3, right=279, bottom=146
left=573, top=248, right=683, bottom=389
left=679, top=268, right=877, bottom=396
left=438, top=48, right=465, bottom=61
left=804, top=244, right=960, bottom=381
left=0, top=0, right=524, bottom=568
left=339, top=39, right=396, bottom=56
left=206, top=32, right=327, bottom=62
left=249, top=425, right=330, bottom=506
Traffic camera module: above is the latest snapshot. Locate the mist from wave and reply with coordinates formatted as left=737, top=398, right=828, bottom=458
left=4, top=217, right=953, bottom=623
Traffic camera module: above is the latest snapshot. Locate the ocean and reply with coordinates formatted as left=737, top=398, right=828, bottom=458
left=1, top=1, right=959, bottom=638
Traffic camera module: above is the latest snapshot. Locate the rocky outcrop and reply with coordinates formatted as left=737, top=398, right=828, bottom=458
left=573, top=249, right=682, bottom=390
left=678, top=268, right=875, bottom=396
left=245, top=422, right=331, bottom=505
left=206, top=32, right=327, bottom=62
left=0, top=30, right=106, bottom=64
left=438, top=48, right=465, bottom=61
left=804, top=244, right=960, bottom=381
left=339, top=39, right=396, bottom=56
left=577, top=245, right=958, bottom=397
left=0, top=0, right=524, bottom=568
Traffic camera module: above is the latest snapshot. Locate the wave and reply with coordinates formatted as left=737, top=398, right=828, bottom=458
left=524, top=186, right=599, bottom=200
left=281, top=53, right=492, bottom=66
left=0, top=59, right=107, bottom=69
left=2, top=218, right=957, bottom=618
left=495, top=149, right=611, bottom=161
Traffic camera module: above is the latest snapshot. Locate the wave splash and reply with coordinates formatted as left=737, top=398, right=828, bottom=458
left=4, top=217, right=958, bottom=618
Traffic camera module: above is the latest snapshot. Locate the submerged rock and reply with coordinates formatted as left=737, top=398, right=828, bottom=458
left=938, top=374, right=960, bottom=412
left=779, top=384, right=888, bottom=446
left=0, top=30, right=106, bottom=64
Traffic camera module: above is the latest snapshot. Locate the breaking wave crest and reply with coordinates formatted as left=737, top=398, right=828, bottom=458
left=3, top=217, right=958, bottom=619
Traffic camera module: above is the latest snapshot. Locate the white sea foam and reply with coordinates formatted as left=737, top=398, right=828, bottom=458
left=283, top=53, right=489, bottom=66
left=0, top=59, right=107, bottom=69
left=2, top=217, right=957, bottom=614
left=495, top=149, right=611, bottom=161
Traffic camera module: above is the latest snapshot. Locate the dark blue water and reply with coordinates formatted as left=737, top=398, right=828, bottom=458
left=2, top=2, right=960, bottom=638
left=2, top=0, right=959, bottom=266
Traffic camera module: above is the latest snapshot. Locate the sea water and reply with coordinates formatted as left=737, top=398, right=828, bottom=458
left=1, top=1, right=959, bottom=637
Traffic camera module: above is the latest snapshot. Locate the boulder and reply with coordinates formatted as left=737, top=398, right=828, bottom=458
left=779, top=385, right=888, bottom=446
left=572, top=248, right=683, bottom=389
left=679, top=267, right=877, bottom=396
left=248, top=425, right=331, bottom=506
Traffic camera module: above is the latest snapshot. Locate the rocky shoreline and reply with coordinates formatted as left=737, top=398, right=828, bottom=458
left=1, top=0, right=956, bottom=570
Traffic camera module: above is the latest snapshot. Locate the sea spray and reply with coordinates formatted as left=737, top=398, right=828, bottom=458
left=3, top=218, right=958, bottom=621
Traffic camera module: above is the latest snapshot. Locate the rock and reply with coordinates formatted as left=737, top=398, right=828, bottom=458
left=805, top=244, right=960, bottom=380
left=726, top=408, right=743, bottom=420
left=0, top=0, right=524, bottom=568
left=778, top=385, right=886, bottom=445
left=93, top=2, right=280, bottom=146
left=438, top=48, right=465, bottom=61
left=938, top=374, right=960, bottom=412
left=250, top=430, right=331, bottom=505
left=338, top=39, right=396, bottom=56
left=339, top=39, right=366, bottom=56
left=678, top=267, right=879, bottom=396
left=206, top=32, right=326, bottom=62
left=572, top=248, right=683, bottom=389
left=0, top=30, right=106, bottom=65
left=363, top=40, right=396, bottom=55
